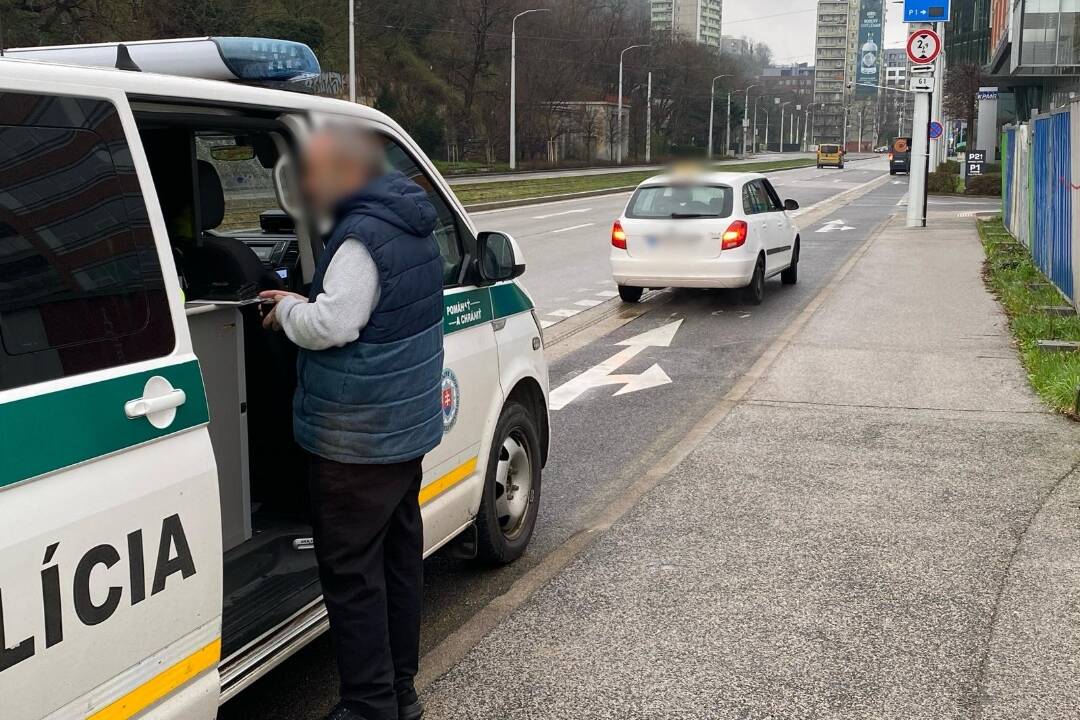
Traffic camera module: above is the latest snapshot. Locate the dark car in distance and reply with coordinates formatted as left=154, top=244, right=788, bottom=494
left=889, top=137, right=912, bottom=175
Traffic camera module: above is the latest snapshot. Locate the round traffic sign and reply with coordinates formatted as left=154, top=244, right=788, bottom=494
left=907, top=29, right=941, bottom=64
left=929, top=121, right=944, bottom=139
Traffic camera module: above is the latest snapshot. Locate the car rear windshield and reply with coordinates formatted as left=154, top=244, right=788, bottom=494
left=819, top=145, right=840, bottom=153
left=625, top=184, right=734, bottom=219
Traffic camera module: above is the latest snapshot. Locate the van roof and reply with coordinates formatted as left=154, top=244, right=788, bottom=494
left=0, top=55, right=403, bottom=135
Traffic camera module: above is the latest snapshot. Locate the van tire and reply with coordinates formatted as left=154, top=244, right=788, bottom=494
left=618, top=285, right=644, bottom=303
left=474, top=400, right=542, bottom=565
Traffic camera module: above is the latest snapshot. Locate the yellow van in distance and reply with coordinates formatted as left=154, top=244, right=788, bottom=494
left=817, top=144, right=845, bottom=169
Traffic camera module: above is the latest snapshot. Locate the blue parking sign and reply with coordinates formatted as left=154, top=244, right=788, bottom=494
left=903, top=0, right=951, bottom=22
left=929, top=121, right=944, bottom=139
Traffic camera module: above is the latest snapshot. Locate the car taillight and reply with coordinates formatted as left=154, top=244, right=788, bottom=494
left=721, top=220, right=748, bottom=250
left=611, top=220, right=627, bottom=249
left=888, top=152, right=894, bottom=161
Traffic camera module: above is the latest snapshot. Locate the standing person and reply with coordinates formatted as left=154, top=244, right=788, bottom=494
left=260, top=126, right=444, bottom=720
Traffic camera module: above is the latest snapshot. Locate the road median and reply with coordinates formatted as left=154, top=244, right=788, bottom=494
left=458, top=157, right=825, bottom=212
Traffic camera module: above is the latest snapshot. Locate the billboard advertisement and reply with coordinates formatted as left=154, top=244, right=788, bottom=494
left=856, top=0, right=884, bottom=98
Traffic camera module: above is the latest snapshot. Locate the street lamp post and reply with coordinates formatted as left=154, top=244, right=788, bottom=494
left=708, top=74, right=729, bottom=160
left=756, top=105, right=770, bottom=154
left=777, top=100, right=791, bottom=153
left=726, top=91, right=733, bottom=157
left=348, top=0, right=356, bottom=102
left=510, top=8, right=550, bottom=170
left=617, top=43, right=649, bottom=165
left=646, top=71, right=653, bottom=163
left=752, top=94, right=764, bottom=154
left=740, top=84, right=758, bottom=157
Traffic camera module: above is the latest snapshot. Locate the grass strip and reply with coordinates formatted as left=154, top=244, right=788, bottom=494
left=978, top=216, right=1080, bottom=417
left=451, top=158, right=818, bottom=206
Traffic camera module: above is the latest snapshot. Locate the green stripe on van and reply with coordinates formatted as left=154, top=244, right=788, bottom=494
left=0, top=360, right=209, bottom=489
left=443, top=283, right=533, bottom=335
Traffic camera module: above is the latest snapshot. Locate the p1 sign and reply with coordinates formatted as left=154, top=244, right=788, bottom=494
left=903, top=0, right=951, bottom=22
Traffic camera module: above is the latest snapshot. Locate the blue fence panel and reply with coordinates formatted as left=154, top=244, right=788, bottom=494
left=1003, top=127, right=1015, bottom=229
left=1050, top=110, right=1073, bottom=299
left=1033, top=116, right=1052, bottom=278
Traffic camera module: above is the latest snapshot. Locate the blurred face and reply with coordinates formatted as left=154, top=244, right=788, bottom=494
left=300, top=131, right=369, bottom=216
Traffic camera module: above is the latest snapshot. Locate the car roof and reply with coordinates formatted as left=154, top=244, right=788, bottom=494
left=0, top=56, right=404, bottom=132
left=637, top=171, right=763, bottom=188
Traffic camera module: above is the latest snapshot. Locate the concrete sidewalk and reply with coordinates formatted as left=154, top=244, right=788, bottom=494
left=422, top=216, right=1080, bottom=719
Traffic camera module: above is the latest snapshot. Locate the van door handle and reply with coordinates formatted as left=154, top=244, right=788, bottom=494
left=124, top=375, right=187, bottom=429
left=125, top=389, right=186, bottom=419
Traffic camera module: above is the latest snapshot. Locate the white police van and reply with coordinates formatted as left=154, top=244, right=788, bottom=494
left=0, top=37, right=549, bottom=719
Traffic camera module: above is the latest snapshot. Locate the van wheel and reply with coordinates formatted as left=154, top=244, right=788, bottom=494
left=781, top=241, right=799, bottom=285
left=743, top=256, right=765, bottom=305
left=838, top=163, right=845, bottom=169
left=618, top=285, right=644, bottom=303
left=474, top=400, right=542, bottom=564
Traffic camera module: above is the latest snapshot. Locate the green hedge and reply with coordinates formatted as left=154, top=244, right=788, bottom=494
left=927, top=170, right=961, bottom=193
left=965, top=173, right=1002, bottom=196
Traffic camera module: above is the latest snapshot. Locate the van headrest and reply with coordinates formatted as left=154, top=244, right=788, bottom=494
left=197, top=160, right=225, bottom=232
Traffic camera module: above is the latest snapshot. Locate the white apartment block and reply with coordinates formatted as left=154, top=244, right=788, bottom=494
left=651, top=0, right=724, bottom=48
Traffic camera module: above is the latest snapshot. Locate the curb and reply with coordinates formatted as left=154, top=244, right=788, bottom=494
left=460, top=158, right=879, bottom=214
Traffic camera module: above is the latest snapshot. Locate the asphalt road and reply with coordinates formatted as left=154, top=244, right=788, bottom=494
left=471, top=157, right=890, bottom=326
left=220, top=159, right=904, bottom=719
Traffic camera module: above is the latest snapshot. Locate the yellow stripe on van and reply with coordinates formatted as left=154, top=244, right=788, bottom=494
left=420, top=457, right=477, bottom=506
left=88, top=638, right=221, bottom=720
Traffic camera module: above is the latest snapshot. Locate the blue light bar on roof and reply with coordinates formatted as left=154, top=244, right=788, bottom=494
left=212, top=37, right=321, bottom=82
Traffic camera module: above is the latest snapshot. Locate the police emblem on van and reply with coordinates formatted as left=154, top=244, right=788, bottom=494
left=441, top=368, right=460, bottom=433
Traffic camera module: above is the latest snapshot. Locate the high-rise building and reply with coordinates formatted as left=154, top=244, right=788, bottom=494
left=812, top=0, right=861, bottom=145
left=651, top=0, right=724, bottom=48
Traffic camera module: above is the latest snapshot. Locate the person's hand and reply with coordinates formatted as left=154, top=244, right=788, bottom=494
left=258, top=290, right=306, bottom=331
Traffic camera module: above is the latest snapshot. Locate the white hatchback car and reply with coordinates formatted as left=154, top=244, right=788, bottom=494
left=610, top=172, right=801, bottom=305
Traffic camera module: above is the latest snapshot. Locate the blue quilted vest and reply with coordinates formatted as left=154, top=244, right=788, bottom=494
left=293, top=171, right=445, bottom=464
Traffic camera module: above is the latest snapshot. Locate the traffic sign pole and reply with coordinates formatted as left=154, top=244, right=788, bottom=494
left=906, top=24, right=936, bottom=228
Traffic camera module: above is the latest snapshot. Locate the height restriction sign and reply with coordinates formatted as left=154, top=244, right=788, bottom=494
left=907, top=29, right=941, bottom=64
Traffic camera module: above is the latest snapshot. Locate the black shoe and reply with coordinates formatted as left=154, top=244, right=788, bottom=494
left=325, top=704, right=367, bottom=720
left=398, top=689, right=424, bottom=720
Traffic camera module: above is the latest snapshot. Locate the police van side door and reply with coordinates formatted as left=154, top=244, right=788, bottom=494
left=0, top=74, right=221, bottom=719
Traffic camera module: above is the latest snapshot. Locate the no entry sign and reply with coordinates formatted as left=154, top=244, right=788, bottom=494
left=907, top=29, right=941, bottom=64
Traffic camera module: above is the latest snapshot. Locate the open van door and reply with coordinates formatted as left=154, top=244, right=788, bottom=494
left=0, top=69, right=222, bottom=718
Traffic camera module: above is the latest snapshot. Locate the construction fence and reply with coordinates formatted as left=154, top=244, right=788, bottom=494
left=1001, top=101, right=1080, bottom=306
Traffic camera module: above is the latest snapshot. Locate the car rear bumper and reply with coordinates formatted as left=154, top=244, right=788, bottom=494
left=611, top=253, right=756, bottom=289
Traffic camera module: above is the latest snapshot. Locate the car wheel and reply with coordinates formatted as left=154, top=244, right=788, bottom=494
left=744, top=255, right=765, bottom=305
left=838, top=163, right=845, bottom=169
left=618, top=285, right=644, bottom=303
left=889, top=169, right=896, bottom=175
left=474, top=400, right=542, bottom=564
left=781, top=241, right=799, bottom=285
left=817, top=164, right=822, bottom=169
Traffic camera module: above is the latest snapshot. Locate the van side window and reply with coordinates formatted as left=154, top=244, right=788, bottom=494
left=0, top=92, right=174, bottom=391
left=382, top=139, right=466, bottom=287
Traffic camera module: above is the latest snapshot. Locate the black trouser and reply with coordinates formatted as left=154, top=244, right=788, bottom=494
left=308, top=454, right=424, bottom=720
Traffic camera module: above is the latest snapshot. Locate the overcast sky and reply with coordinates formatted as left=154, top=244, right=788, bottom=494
left=723, top=0, right=910, bottom=64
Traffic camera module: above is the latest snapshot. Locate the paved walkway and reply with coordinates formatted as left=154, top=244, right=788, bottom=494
left=422, top=215, right=1080, bottom=719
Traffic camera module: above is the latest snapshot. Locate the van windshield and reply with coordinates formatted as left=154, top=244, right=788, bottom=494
left=626, top=184, right=733, bottom=219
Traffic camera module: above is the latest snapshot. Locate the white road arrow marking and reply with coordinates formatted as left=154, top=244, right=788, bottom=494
left=816, top=219, right=855, bottom=233
left=550, top=320, right=682, bottom=410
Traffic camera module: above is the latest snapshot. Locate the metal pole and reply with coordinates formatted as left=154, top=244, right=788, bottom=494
left=510, top=24, right=516, bottom=169
left=753, top=96, right=761, bottom=153
left=741, top=86, right=758, bottom=157
left=907, top=25, right=932, bottom=228
left=348, top=0, right=356, bottom=102
left=617, top=44, right=649, bottom=165
left=510, top=9, right=550, bottom=170
left=646, top=71, right=653, bottom=164
left=726, top=92, right=732, bottom=157
left=708, top=74, right=729, bottom=160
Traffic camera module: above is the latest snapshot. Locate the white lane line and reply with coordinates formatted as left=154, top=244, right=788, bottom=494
left=540, top=319, right=556, bottom=328
left=548, top=308, right=582, bottom=318
left=596, top=290, right=619, bottom=298
left=532, top=207, right=593, bottom=220
left=551, top=222, right=596, bottom=234
left=575, top=299, right=603, bottom=308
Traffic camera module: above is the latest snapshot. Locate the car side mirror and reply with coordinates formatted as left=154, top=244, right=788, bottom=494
left=784, top=199, right=799, bottom=211
left=476, top=231, right=525, bottom=283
